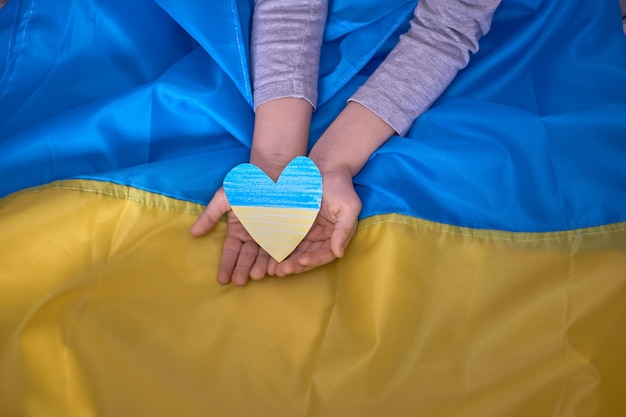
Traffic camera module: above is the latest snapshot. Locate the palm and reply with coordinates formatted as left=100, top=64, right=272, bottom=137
left=217, top=210, right=275, bottom=285
left=190, top=188, right=275, bottom=285
left=286, top=213, right=336, bottom=265
left=191, top=169, right=361, bottom=282
left=274, top=170, right=361, bottom=276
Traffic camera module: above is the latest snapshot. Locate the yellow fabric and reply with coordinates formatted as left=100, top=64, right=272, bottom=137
left=1, top=180, right=625, bottom=416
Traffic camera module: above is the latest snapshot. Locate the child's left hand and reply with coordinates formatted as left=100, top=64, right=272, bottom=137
left=273, top=166, right=361, bottom=277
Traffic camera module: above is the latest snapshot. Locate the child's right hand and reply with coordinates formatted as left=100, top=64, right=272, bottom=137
left=190, top=187, right=278, bottom=286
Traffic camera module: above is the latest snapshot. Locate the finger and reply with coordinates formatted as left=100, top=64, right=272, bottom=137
left=296, top=243, right=336, bottom=270
left=250, top=249, right=270, bottom=280
left=267, top=256, right=278, bottom=276
left=297, top=239, right=325, bottom=263
left=287, top=236, right=313, bottom=261
left=216, top=232, right=243, bottom=285
left=329, top=211, right=359, bottom=258
left=276, top=248, right=335, bottom=276
left=273, top=238, right=314, bottom=277
left=231, top=240, right=260, bottom=286
left=190, top=188, right=230, bottom=237
left=275, top=241, right=335, bottom=276
left=273, top=256, right=299, bottom=277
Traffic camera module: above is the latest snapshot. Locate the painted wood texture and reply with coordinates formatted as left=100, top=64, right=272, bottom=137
left=223, top=156, right=322, bottom=262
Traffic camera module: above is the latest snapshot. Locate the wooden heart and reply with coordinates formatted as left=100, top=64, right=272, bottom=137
left=223, top=156, right=322, bottom=262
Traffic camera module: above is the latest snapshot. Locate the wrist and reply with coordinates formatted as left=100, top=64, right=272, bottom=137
left=250, top=151, right=305, bottom=180
left=310, top=102, right=395, bottom=177
left=250, top=97, right=312, bottom=179
left=308, top=141, right=356, bottom=178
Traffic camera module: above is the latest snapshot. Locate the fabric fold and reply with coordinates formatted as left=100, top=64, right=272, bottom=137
left=1, top=181, right=625, bottom=416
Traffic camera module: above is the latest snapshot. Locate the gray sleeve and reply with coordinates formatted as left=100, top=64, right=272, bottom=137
left=350, top=0, right=502, bottom=136
left=251, top=0, right=328, bottom=110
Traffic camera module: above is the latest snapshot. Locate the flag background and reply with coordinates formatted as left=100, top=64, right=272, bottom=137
left=1, top=0, right=626, bottom=415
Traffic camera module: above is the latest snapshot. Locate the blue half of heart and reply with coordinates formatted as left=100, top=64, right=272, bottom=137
left=223, top=156, right=322, bottom=210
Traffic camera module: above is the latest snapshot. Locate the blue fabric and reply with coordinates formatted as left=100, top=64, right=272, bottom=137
left=1, top=0, right=625, bottom=232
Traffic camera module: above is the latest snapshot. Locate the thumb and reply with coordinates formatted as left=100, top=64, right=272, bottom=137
left=329, top=208, right=358, bottom=258
left=190, top=188, right=231, bottom=237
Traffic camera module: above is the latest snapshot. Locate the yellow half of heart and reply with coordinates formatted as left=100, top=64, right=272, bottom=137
left=230, top=205, right=319, bottom=262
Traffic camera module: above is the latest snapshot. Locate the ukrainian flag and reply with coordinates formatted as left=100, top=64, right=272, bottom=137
left=1, top=0, right=625, bottom=416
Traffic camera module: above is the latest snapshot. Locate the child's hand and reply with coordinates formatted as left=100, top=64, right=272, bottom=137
left=270, top=101, right=396, bottom=276
left=273, top=166, right=361, bottom=276
left=190, top=188, right=278, bottom=286
left=191, top=97, right=313, bottom=285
